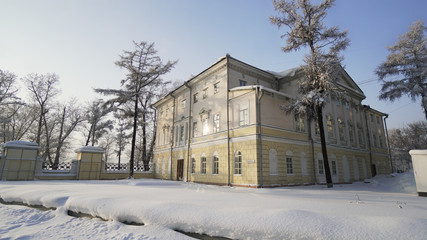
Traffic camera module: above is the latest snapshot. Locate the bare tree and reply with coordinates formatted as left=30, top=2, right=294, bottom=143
left=24, top=73, right=60, bottom=145
left=51, top=103, right=84, bottom=168
left=389, top=121, right=427, bottom=172
left=376, top=20, right=427, bottom=119
left=270, top=0, right=349, bottom=187
left=0, top=69, right=20, bottom=106
left=0, top=104, right=37, bottom=144
left=95, top=41, right=177, bottom=178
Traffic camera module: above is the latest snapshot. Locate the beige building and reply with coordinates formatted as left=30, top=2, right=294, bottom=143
left=153, top=55, right=391, bottom=187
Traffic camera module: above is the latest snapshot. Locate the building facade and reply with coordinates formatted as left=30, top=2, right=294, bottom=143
left=153, top=55, right=391, bottom=187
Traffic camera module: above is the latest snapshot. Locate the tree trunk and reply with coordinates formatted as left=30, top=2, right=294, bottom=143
left=85, top=123, right=93, bottom=146
left=91, top=118, right=97, bottom=146
left=142, top=111, right=147, bottom=169
left=36, top=107, right=44, bottom=144
left=43, top=114, right=52, bottom=165
left=129, top=94, right=139, bottom=178
left=317, top=105, right=333, bottom=188
left=53, top=107, right=66, bottom=169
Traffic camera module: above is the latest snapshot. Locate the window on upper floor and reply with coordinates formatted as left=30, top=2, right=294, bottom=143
left=348, top=121, right=355, bottom=144
left=376, top=116, right=380, bottom=125
left=357, top=124, right=364, bottom=146
left=338, top=118, right=345, bottom=142
left=345, top=101, right=350, bottom=110
left=192, top=122, right=198, bottom=138
left=203, top=88, right=208, bottom=99
left=214, top=82, right=219, bottom=94
left=372, top=133, right=378, bottom=147
left=166, top=108, right=169, bottom=116
left=179, top=125, right=184, bottom=143
left=327, top=115, right=335, bottom=138
left=202, top=116, right=209, bottom=136
left=239, top=80, right=247, bottom=86
left=239, top=104, right=249, bottom=127
left=213, top=114, right=220, bottom=133
left=294, top=115, right=305, bottom=132
left=181, top=99, right=186, bottom=109
left=193, top=93, right=198, bottom=103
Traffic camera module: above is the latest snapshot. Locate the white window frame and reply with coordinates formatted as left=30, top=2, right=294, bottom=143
left=234, top=151, right=242, bottom=175
left=239, top=104, right=249, bottom=127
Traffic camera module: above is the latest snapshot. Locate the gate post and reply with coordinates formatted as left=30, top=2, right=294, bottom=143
left=75, top=146, right=104, bottom=180
left=0, top=141, right=40, bottom=181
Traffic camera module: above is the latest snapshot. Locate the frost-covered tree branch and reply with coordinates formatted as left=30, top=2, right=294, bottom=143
left=376, top=20, right=427, bottom=119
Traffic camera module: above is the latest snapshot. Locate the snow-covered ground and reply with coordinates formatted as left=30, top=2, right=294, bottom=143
left=0, top=172, right=426, bottom=240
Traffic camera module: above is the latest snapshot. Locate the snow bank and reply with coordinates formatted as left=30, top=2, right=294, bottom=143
left=0, top=173, right=426, bottom=240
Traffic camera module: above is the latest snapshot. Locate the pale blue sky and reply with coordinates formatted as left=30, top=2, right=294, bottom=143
left=0, top=0, right=426, bottom=129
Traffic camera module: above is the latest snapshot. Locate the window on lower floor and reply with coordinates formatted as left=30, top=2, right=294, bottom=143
left=269, top=149, right=278, bottom=175
left=332, top=160, right=337, bottom=175
left=191, top=158, right=196, bottom=174
left=286, top=156, right=293, bottom=174
left=318, top=159, right=324, bottom=175
left=212, top=155, right=219, bottom=174
left=201, top=156, right=207, bottom=174
left=234, top=151, right=242, bottom=175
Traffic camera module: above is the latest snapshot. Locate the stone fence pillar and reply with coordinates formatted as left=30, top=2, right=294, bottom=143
left=409, top=150, right=427, bottom=197
left=0, top=141, right=40, bottom=181
left=75, top=146, right=105, bottom=180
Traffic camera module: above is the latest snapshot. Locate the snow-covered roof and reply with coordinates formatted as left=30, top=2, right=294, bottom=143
left=2, top=141, right=40, bottom=150
left=267, top=66, right=302, bottom=78
left=75, top=146, right=105, bottom=154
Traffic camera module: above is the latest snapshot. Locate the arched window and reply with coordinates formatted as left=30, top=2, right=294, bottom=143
left=301, top=152, right=308, bottom=176
left=212, top=152, right=219, bottom=175
left=191, top=156, right=196, bottom=174
left=156, top=158, right=160, bottom=174
left=234, top=151, right=242, bottom=175
left=161, top=157, right=166, bottom=175
left=200, top=153, right=207, bottom=174
left=331, top=155, right=337, bottom=175
left=286, top=151, right=293, bottom=175
left=269, top=149, right=278, bottom=175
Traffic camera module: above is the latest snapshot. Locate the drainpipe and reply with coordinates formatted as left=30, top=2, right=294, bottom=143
left=308, top=119, right=317, bottom=184
left=256, top=86, right=265, bottom=188
left=185, top=82, right=192, bottom=182
left=383, top=114, right=393, bottom=172
left=226, top=54, right=231, bottom=186
left=170, top=94, right=176, bottom=181
left=363, top=105, right=374, bottom=177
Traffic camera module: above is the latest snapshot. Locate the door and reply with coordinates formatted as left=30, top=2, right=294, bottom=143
left=177, top=159, right=184, bottom=181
